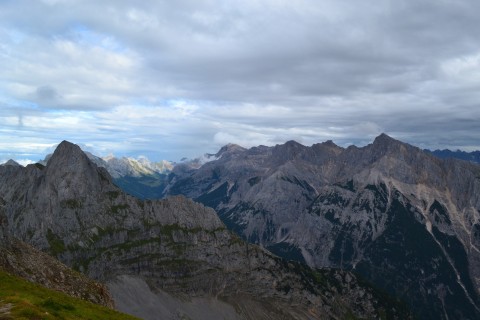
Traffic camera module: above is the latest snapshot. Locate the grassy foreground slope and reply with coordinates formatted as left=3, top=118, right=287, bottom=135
left=0, top=269, right=139, bottom=320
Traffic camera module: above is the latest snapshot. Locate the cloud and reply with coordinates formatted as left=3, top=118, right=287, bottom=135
left=36, top=85, right=58, bottom=102
left=0, top=0, right=479, bottom=161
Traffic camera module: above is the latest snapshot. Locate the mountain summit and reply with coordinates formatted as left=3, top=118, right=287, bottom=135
left=48, top=140, right=90, bottom=167
left=39, top=141, right=114, bottom=210
left=1, top=159, right=21, bottom=167
left=372, top=132, right=397, bottom=144
left=215, top=143, right=247, bottom=157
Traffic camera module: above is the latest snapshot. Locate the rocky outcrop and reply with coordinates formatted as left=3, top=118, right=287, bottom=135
left=0, top=140, right=411, bottom=319
left=165, top=133, right=480, bottom=320
left=0, top=211, right=113, bottom=307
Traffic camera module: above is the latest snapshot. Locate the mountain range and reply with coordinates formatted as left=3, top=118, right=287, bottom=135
left=426, top=149, right=480, bottom=164
left=30, top=141, right=480, bottom=203
left=163, top=134, right=480, bottom=320
left=3, top=135, right=480, bottom=319
left=0, top=141, right=409, bottom=319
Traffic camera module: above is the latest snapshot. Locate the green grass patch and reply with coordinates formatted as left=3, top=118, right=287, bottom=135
left=0, top=269, right=139, bottom=320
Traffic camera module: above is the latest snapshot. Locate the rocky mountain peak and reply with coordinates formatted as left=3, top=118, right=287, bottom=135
left=364, top=133, right=412, bottom=161
left=2, top=159, right=21, bottom=167
left=284, top=140, right=303, bottom=146
left=215, top=143, right=246, bottom=157
left=271, top=140, right=308, bottom=163
left=284, top=140, right=308, bottom=153
left=55, top=140, right=84, bottom=155
left=371, top=133, right=403, bottom=149
left=43, top=140, right=113, bottom=197
left=322, top=140, right=338, bottom=147
left=47, top=140, right=89, bottom=167
left=312, top=139, right=344, bottom=156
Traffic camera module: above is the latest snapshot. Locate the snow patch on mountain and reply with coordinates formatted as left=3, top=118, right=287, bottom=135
left=102, top=155, right=173, bottom=178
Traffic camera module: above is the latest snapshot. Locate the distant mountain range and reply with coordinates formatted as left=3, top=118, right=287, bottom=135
left=0, top=141, right=408, bottom=319
left=426, top=149, right=480, bottom=164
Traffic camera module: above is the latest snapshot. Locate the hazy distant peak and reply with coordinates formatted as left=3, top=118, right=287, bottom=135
left=102, top=153, right=115, bottom=161
left=2, top=159, right=21, bottom=167
left=426, top=149, right=480, bottom=164
left=101, top=154, right=173, bottom=178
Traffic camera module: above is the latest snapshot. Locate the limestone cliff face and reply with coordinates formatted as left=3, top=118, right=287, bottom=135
left=0, top=141, right=410, bottom=320
left=165, top=133, right=480, bottom=320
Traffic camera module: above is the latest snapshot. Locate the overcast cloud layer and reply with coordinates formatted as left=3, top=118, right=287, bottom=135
left=1, top=0, right=480, bottom=163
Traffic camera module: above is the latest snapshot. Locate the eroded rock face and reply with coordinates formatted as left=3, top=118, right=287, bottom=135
left=165, top=133, right=480, bottom=320
left=0, top=141, right=410, bottom=320
left=0, top=211, right=113, bottom=307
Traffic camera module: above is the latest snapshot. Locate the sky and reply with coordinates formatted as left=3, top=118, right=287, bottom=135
left=1, top=0, right=480, bottom=164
